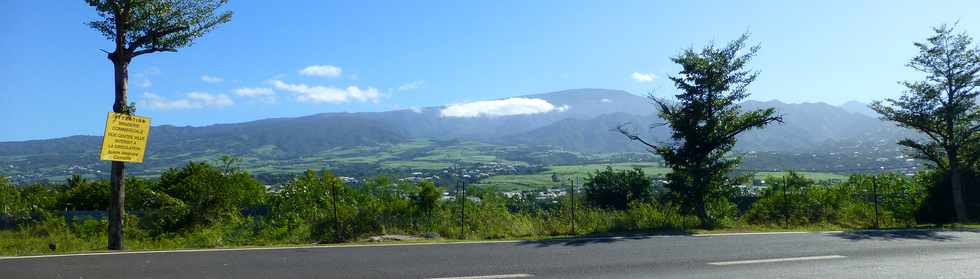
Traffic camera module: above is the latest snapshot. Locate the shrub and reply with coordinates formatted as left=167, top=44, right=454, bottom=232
left=584, top=167, right=653, bottom=210
left=59, top=176, right=110, bottom=211
left=158, top=162, right=268, bottom=229
left=744, top=172, right=925, bottom=228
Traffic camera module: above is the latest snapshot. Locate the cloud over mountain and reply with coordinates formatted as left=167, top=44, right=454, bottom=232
left=271, top=80, right=379, bottom=103
left=631, top=72, right=656, bottom=82
left=440, top=98, right=569, bottom=118
left=141, top=92, right=234, bottom=110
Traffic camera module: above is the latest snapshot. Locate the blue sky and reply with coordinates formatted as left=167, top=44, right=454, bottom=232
left=2, top=0, right=979, bottom=141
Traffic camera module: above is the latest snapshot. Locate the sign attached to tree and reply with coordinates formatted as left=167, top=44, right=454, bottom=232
left=99, top=112, right=151, bottom=163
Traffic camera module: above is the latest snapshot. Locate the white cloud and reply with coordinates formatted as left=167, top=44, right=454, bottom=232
left=631, top=72, right=656, bottom=82
left=187, top=92, right=233, bottom=107
left=141, top=92, right=233, bottom=110
left=233, top=87, right=274, bottom=97
left=201, top=75, right=224, bottom=83
left=234, top=87, right=277, bottom=103
left=409, top=107, right=423, bottom=113
left=134, top=68, right=158, bottom=88
left=440, top=98, right=569, bottom=118
left=271, top=80, right=380, bottom=103
left=138, top=78, right=152, bottom=88
left=397, top=80, right=425, bottom=91
left=142, top=93, right=192, bottom=110
left=298, top=65, right=342, bottom=78
left=600, top=98, right=612, bottom=103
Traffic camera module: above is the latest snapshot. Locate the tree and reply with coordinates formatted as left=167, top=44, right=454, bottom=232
left=618, top=33, right=782, bottom=227
left=583, top=167, right=652, bottom=210
left=871, top=24, right=980, bottom=223
left=415, top=181, right=442, bottom=230
left=85, top=0, right=232, bottom=250
left=157, top=162, right=266, bottom=229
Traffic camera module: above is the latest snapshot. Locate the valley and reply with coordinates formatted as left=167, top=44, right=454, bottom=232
left=0, top=89, right=921, bottom=188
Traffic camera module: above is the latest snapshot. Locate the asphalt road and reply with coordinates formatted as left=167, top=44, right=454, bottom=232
left=3, top=230, right=980, bottom=278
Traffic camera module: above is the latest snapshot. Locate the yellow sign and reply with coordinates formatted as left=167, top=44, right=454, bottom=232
left=99, top=112, right=151, bottom=163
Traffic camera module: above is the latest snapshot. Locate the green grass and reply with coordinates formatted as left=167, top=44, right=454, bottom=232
left=381, top=161, right=451, bottom=170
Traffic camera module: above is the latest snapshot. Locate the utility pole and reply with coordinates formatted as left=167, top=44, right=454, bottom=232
left=872, top=175, right=880, bottom=229
left=329, top=172, right=341, bottom=242
left=569, top=177, right=576, bottom=235
left=783, top=175, right=789, bottom=227
left=458, top=163, right=465, bottom=239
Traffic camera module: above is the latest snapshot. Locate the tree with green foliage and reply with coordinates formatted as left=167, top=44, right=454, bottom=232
left=871, top=24, right=980, bottom=223
left=619, top=33, right=782, bottom=227
left=60, top=176, right=111, bottom=211
left=583, top=167, right=652, bottom=210
left=270, top=171, right=332, bottom=227
left=271, top=170, right=354, bottom=242
left=744, top=172, right=816, bottom=227
left=0, top=177, right=29, bottom=227
left=85, top=0, right=232, bottom=250
left=415, top=181, right=442, bottom=230
left=157, top=162, right=266, bottom=229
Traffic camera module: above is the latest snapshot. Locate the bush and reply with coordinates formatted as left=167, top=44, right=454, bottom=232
left=584, top=167, right=653, bottom=210
left=158, top=162, right=268, bottom=229
left=59, top=175, right=110, bottom=211
left=916, top=169, right=980, bottom=224
left=0, top=177, right=37, bottom=228
left=744, top=172, right=925, bottom=228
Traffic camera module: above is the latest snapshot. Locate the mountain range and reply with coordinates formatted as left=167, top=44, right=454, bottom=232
left=0, top=89, right=917, bottom=181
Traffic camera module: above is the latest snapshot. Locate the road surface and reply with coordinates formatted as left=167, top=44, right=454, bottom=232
left=3, top=230, right=980, bottom=278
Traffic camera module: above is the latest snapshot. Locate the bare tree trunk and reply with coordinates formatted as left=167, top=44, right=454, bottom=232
left=108, top=161, right=125, bottom=250
left=694, top=172, right=714, bottom=228
left=108, top=52, right=129, bottom=251
left=950, top=163, right=968, bottom=223
left=696, top=203, right=711, bottom=228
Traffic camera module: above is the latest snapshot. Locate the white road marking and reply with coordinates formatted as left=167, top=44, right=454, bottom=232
left=708, top=255, right=847, bottom=266
left=696, top=231, right=843, bottom=237
left=428, top=274, right=533, bottom=279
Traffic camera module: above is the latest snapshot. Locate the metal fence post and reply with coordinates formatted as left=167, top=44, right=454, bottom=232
left=783, top=175, right=789, bottom=227
left=872, top=175, right=880, bottom=229
left=569, top=177, right=575, bottom=235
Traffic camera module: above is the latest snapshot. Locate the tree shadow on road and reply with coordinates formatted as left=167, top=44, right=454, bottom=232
left=829, top=229, right=970, bottom=242
left=518, top=230, right=693, bottom=248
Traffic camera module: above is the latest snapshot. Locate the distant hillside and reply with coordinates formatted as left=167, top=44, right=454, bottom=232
left=0, top=88, right=918, bottom=182
left=839, top=101, right=878, bottom=117
left=500, top=99, right=911, bottom=153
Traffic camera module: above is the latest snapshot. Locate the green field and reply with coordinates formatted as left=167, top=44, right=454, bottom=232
left=475, top=163, right=850, bottom=191
left=749, top=171, right=848, bottom=182
left=474, top=163, right=670, bottom=191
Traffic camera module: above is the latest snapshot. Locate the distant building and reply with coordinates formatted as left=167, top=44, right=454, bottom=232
left=339, top=176, right=360, bottom=185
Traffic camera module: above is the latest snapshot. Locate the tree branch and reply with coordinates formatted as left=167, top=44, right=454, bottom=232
left=615, top=123, right=659, bottom=150
left=127, top=25, right=188, bottom=52
left=707, top=114, right=783, bottom=152
left=901, top=118, right=946, bottom=145
left=132, top=47, right=177, bottom=57
left=898, top=139, right=947, bottom=169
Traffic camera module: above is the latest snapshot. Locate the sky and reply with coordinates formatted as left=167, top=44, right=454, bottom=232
left=1, top=0, right=979, bottom=141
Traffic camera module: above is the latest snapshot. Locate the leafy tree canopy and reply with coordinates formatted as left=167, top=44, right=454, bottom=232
left=86, top=0, right=232, bottom=60
left=620, top=33, right=782, bottom=227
